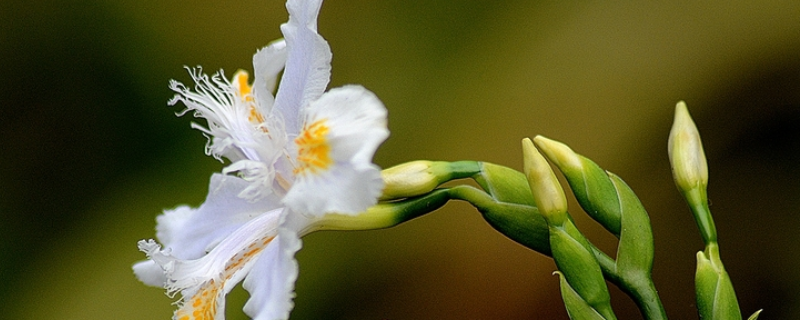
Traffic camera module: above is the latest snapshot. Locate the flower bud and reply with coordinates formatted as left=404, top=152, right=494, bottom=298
left=668, top=101, right=708, bottom=194
left=668, top=102, right=717, bottom=245
left=380, top=160, right=480, bottom=201
left=380, top=161, right=440, bottom=200
left=522, top=138, right=568, bottom=225
left=533, top=135, right=621, bottom=236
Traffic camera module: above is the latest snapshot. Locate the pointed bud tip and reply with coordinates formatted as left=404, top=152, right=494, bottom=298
left=533, top=135, right=583, bottom=171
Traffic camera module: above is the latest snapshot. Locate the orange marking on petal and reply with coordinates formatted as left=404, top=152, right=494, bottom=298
left=294, top=119, right=333, bottom=175
left=175, top=280, right=221, bottom=320
left=172, top=236, right=276, bottom=320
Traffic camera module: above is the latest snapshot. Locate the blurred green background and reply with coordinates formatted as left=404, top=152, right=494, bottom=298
left=2, top=0, right=799, bottom=319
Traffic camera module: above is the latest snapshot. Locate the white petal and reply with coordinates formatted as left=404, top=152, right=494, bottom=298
left=273, top=0, right=331, bottom=135
left=132, top=260, right=166, bottom=287
left=285, top=85, right=389, bottom=215
left=286, top=163, right=384, bottom=216
left=252, top=39, right=288, bottom=114
left=155, top=173, right=281, bottom=260
left=139, top=208, right=283, bottom=320
left=242, top=227, right=302, bottom=320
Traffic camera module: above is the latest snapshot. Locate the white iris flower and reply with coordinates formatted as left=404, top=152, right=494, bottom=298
left=132, top=0, right=389, bottom=319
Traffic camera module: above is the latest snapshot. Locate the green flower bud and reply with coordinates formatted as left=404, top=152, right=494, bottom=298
left=380, top=160, right=480, bottom=201
left=461, top=162, right=662, bottom=319
left=555, top=271, right=608, bottom=320
left=668, top=101, right=708, bottom=196
left=695, top=244, right=742, bottom=320
left=522, top=138, right=568, bottom=225
left=529, top=136, right=665, bottom=318
left=533, top=135, right=621, bottom=236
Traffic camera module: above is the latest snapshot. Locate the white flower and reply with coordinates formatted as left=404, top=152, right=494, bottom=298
left=133, top=0, right=389, bottom=319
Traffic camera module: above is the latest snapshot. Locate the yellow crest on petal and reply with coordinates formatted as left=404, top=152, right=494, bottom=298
left=173, top=236, right=275, bottom=320
left=294, top=119, right=333, bottom=175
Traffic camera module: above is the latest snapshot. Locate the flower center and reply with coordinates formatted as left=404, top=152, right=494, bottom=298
left=294, top=119, right=332, bottom=175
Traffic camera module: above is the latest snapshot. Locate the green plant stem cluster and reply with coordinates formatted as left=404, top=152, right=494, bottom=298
left=370, top=102, right=759, bottom=319
left=377, top=158, right=663, bottom=319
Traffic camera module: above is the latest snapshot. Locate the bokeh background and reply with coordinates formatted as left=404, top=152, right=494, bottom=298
left=2, top=0, right=799, bottom=319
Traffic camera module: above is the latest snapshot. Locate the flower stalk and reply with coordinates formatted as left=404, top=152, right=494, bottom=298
left=669, top=101, right=748, bottom=320
left=523, top=138, right=617, bottom=320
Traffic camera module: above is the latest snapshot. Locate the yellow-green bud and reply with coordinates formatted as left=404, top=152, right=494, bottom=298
left=380, top=161, right=482, bottom=201
left=533, top=135, right=622, bottom=236
left=533, top=135, right=583, bottom=172
left=380, top=161, right=443, bottom=200
left=522, top=138, right=568, bottom=224
left=668, top=101, right=708, bottom=193
left=669, top=101, right=717, bottom=245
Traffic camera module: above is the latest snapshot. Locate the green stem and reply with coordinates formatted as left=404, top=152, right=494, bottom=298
left=350, top=161, right=668, bottom=320
left=315, top=189, right=451, bottom=231
left=685, top=188, right=717, bottom=245
left=445, top=160, right=484, bottom=180
left=591, top=246, right=666, bottom=320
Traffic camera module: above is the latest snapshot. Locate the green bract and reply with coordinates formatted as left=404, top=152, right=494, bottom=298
left=467, top=162, right=551, bottom=255
left=695, top=245, right=742, bottom=320
left=609, top=173, right=654, bottom=282
left=550, top=220, right=616, bottom=320
left=556, top=271, right=608, bottom=320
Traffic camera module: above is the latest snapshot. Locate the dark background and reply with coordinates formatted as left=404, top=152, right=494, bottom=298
left=2, top=1, right=799, bottom=319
